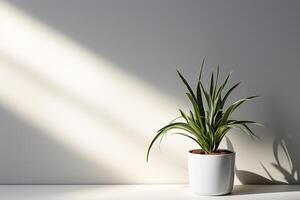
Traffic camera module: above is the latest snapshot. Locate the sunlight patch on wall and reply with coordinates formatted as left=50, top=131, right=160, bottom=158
left=0, top=1, right=199, bottom=183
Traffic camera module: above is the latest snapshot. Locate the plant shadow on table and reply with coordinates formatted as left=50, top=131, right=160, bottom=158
left=226, top=137, right=300, bottom=195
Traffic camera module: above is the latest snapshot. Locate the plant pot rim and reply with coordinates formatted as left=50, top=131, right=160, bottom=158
left=188, top=149, right=235, bottom=157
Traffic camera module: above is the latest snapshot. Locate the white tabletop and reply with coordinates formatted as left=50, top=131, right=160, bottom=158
left=0, top=185, right=299, bottom=200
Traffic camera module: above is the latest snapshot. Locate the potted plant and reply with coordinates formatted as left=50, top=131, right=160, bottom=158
left=146, top=60, right=259, bottom=195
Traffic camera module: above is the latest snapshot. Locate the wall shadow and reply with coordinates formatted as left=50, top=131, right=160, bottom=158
left=260, top=134, right=300, bottom=185
left=227, top=136, right=300, bottom=185
left=259, top=96, right=300, bottom=185
left=226, top=137, right=284, bottom=185
left=0, top=103, right=124, bottom=184
left=227, top=137, right=300, bottom=195
left=225, top=92, right=300, bottom=186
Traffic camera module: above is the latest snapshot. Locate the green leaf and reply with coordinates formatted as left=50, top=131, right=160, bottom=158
left=198, top=58, right=205, bottom=81
left=214, top=126, right=231, bottom=150
left=228, top=120, right=257, bottom=125
left=210, top=71, right=214, bottom=97
left=189, top=110, right=195, bottom=122
left=200, top=81, right=211, bottom=108
left=146, top=130, right=165, bottom=162
left=171, top=132, right=201, bottom=146
left=186, top=93, right=201, bottom=122
left=177, top=70, right=196, bottom=101
left=221, top=82, right=241, bottom=108
left=220, top=95, right=259, bottom=126
left=214, top=65, right=220, bottom=99
left=240, top=123, right=260, bottom=139
left=179, top=109, right=188, bottom=122
left=216, top=72, right=232, bottom=98
left=196, top=83, right=205, bottom=117
left=158, top=122, right=196, bottom=136
left=229, top=124, right=259, bottom=140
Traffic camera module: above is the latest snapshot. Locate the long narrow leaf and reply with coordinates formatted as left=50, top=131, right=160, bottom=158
left=179, top=109, right=188, bottom=122
left=187, top=93, right=201, bottom=122
left=210, top=71, right=214, bottom=97
left=216, top=72, right=232, bottom=98
left=221, top=82, right=241, bottom=108
left=198, top=58, right=205, bottom=81
left=213, top=65, right=220, bottom=100
left=177, top=70, right=196, bottom=101
left=197, top=83, right=205, bottom=117
left=146, top=130, right=165, bottom=162
left=200, top=81, right=211, bottom=108
left=220, top=95, right=259, bottom=126
left=171, top=132, right=201, bottom=146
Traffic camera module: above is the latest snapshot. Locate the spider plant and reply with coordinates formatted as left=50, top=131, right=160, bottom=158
left=146, top=60, right=259, bottom=161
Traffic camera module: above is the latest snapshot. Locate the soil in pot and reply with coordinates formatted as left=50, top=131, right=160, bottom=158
left=189, top=149, right=233, bottom=155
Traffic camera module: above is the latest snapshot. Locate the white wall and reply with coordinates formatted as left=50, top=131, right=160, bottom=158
left=0, top=0, right=299, bottom=184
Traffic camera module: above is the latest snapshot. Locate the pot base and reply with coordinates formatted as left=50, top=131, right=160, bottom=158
left=192, top=190, right=232, bottom=196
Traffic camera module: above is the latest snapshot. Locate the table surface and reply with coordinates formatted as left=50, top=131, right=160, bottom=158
left=0, top=185, right=299, bottom=200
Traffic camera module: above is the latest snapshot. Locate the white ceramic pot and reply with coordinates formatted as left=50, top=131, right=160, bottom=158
left=188, top=149, right=235, bottom=195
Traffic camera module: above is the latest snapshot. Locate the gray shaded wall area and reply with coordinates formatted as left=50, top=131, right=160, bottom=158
left=1, top=0, right=300, bottom=184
